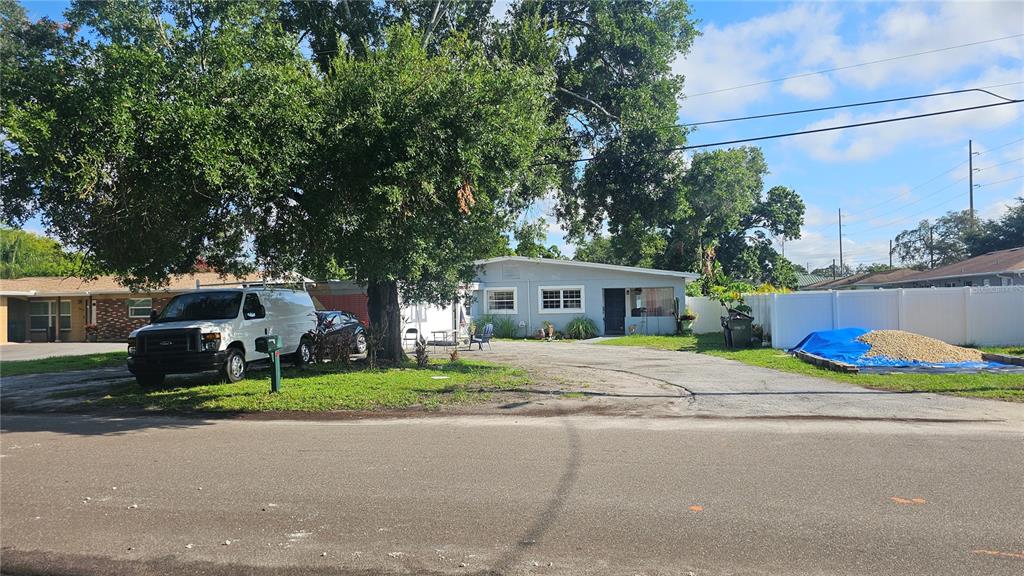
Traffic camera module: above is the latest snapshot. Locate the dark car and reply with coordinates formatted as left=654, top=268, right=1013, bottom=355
left=313, top=310, right=368, bottom=357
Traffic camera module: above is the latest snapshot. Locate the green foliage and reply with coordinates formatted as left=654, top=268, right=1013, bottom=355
left=966, top=197, right=1024, bottom=256
left=564, top=316, right=598, bottom=340
left=894, top=210, right=973, bottom=269
left=282, top=24, right=553, bottom=328
left=2, top=0, right=317, bottom=288
left=475, top=314, right=519, bottom=339
left=0, top=227, right=90, bottom=278
left=514, top=218, right=563, bottom=259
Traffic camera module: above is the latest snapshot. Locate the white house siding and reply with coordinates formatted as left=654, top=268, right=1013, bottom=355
left=469, top=259, right=690, bottom=337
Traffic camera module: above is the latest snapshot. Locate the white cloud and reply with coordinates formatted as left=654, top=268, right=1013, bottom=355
left=675, top=1, right=1023, bottom=118
left=674, top=4, right=843, bottom=115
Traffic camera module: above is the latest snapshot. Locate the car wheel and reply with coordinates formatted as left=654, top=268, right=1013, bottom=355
left=354, top=333, right=367, bottom=354
left=295, top=338, right=314, bottom=366
left=222, top=348, right=246, bottom=383
left=135, top=373, right=165, bottom=387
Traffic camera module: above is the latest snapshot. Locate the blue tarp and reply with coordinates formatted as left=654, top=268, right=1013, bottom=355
left=789, top=328, right=1014, bottom=370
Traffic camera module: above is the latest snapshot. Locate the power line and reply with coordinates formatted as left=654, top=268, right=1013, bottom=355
left=684, top=33, right=1024, bottom=98
left=533, top=99, right=1023, bottom=167
left=684, top=84, right=1022, bottom=127
left=844, top=136, right=1024, bottom=219
left=974, top=157, right=1024, bottom=172
left=977, top=174, right=1024, bottom=187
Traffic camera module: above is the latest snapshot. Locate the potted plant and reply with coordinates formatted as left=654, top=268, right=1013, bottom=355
left=542, top=320, right=555, bottom=340
left=85, top=323, right=99, bottom=342
left=678, top=308, right=697, bottom=334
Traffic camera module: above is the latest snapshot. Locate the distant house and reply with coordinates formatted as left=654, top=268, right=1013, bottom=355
left=875, top=247, right=1024, bottom=288
left=802, top=268, right=918, bottom=291
left=468, top=257, right=698, bottom=336
left=795, top=272, right=831, bottom=290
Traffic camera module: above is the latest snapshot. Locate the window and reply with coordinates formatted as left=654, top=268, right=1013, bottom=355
left=1002, top=277, right=1012, bottom=286
left=485, top=288, right=517, bottom=314
left=630, top=287, right=674, bottom=317
left=538, top=286, right=584, bottom=313
left=28, top=301, right=71, bottom=331
left=59, top=300, right=71, bottom=330
left=29, top=301, right=49, bottom=331
left=243, top=293, right=265, bottom=319
left=156, top=291, right=243, bottom=322
left=127, top=298, right=152, bottom=319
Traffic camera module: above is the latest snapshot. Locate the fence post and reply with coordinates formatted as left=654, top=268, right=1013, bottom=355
left=897, top=289, right=905, bottom=330
left=770, top=292, right=779, bottom=349
left=963, top=286, right=971, bottom=345
left=831, top=290, right=840, bottom=329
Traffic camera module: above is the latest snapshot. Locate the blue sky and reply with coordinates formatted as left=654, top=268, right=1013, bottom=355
left=20, top=1, right=1024, bottom=271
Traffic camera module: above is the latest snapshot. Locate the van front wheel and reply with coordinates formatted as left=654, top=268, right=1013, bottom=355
left=222, top=348, right=246, bottom=383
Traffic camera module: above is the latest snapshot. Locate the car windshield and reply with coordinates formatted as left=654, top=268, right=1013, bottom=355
left=155, top=291, right=243, bottom=323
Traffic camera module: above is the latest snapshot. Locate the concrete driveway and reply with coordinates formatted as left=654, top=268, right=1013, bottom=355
left=464, top=341, right=1024, bottom=425
left=1, top=342, right=125, bottom=361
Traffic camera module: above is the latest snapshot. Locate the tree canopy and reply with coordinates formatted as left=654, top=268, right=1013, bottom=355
left=0, top=227, right=92, bottom=279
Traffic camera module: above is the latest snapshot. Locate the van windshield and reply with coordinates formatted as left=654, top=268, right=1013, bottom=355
left=155, top=291, right=243, bottom=323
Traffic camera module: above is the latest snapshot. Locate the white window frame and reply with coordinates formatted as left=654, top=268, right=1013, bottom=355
left=484, top=287, right=518, bottom=314
left=127, top=297, right=153, bottom=319
left=537, top=285, right=585, bottom=314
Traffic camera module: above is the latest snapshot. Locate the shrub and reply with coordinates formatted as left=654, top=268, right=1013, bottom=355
left=414, top=337, right=429, bottom=368
left=475, top=314, right=518, bottom=338
left=564, top=316, right=598, bottom=340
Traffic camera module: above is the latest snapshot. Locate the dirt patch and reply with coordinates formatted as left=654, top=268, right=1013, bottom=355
left=859, top=330, right=983, bottom=363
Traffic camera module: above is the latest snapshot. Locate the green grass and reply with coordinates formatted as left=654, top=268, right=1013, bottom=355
left=979, top=345, right=1024, bottom=356
left=60, top=360, right=528, bottom=413
left=599, top=333, right=1024, bottom=402
left=1, top=352, right=128, bottom=377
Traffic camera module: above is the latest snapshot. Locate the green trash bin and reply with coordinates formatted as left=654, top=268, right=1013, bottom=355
left=722, top=310, right=753, bottom=349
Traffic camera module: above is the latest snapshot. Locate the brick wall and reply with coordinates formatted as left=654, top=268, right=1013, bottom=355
left=94, top=296, right=172, bottom=341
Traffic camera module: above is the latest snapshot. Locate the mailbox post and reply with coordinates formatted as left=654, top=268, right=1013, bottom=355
left=255, top=335, right=283, bottom=393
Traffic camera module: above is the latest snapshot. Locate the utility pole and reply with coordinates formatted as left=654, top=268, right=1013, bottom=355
left=889, top=239, right=893, bottom=269
left=832, top=258, right=837, bottom=280
left=968, top=139, right=974, bottom=226
left=838, top=208, right=844, bottom=276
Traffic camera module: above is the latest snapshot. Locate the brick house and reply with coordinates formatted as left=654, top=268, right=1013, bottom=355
left=0, top=273, right=259, bottom=343
left=0, top=274, right=373, bottom=344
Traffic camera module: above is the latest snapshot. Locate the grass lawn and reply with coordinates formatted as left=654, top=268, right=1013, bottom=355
left=56, top=360, right=528, bottom=413
left=1, top=352, right=128, bottom=377
left=599, top=333, right=1024, bottom=402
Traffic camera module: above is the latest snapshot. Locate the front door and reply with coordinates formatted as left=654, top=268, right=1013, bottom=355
left=603, top=289, right=625, bottom=335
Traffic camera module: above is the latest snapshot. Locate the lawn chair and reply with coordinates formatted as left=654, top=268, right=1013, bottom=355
left=471, top=323, right=494, bottom=350
left=403, top=328, right=419, bottom=349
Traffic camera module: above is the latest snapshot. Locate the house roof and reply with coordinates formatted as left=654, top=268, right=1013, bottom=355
left=474, top=256, right=700, bottom=280
left=876, top=246, right=1024, bottom=285
left=796, top=272, right=831, bottom=288
left=802, top=268, right=920, bottom=290
left=0, top=272, right=263, bottom=297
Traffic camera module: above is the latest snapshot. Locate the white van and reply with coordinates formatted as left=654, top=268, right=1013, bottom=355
left=127, top=288, right=318, bottom=386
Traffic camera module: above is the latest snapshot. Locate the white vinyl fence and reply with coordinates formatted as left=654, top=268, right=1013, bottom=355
left=688, top=286, right=1024, bottom=349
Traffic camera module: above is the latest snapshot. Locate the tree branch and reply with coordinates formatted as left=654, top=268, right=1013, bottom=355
left=557, top=87, right=619, bottom=121
left=422, top=0, right=446, bottom=49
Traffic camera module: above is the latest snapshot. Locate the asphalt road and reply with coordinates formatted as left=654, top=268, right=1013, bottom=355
left=2, top=413, right=1023, bottom=575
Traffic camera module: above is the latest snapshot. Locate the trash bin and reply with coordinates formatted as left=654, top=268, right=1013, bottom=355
left=721, top=310, right=753, bottom=349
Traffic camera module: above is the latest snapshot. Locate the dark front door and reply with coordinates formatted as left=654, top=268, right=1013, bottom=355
left=603, top=289, right=625, bottom=335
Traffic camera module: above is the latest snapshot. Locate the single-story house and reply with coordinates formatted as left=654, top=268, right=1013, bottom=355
left=466, top=256, right=698, bottom=337
left=0, top=273, right=375, bottom=344
left=874, top=246, right=1024, bottom=288
left=0, top=273, right=261, bottom=343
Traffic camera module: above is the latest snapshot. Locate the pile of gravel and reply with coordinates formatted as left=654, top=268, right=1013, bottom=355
left=858, top=330, right=983, bottom=363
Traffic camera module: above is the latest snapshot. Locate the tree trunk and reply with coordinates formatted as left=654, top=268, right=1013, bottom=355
left=366, top=279, right=404, bottom=364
